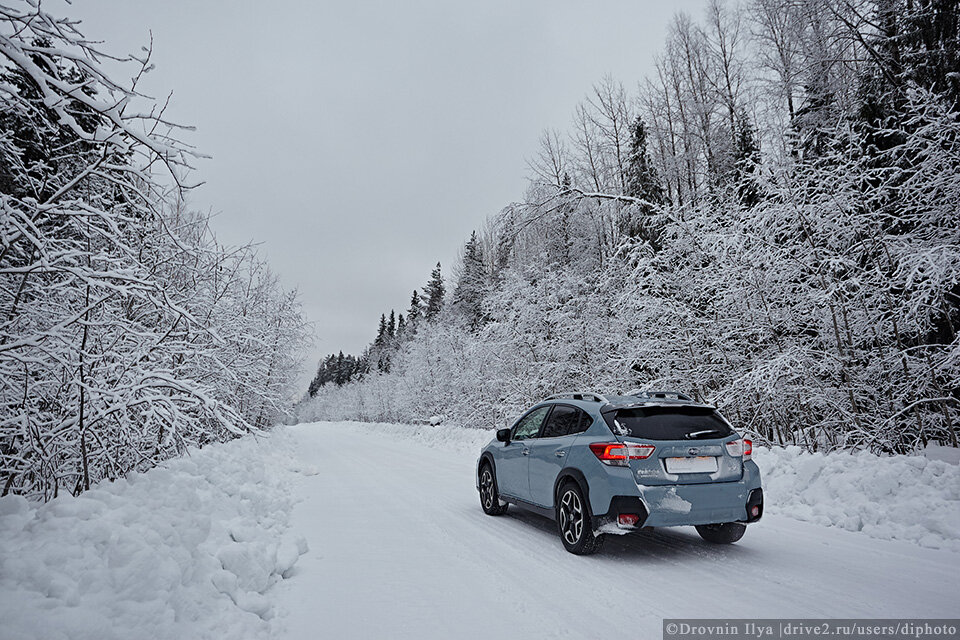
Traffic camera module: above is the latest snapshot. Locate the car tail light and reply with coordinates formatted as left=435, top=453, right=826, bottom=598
left=724, top=438, right=753, bottom=460
left=589, top=442, right=655, bottom=466
left=618, top=513, right=640, bottom=526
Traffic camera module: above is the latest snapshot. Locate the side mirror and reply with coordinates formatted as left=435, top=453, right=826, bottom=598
left=496, top=428, right=511, bottom=443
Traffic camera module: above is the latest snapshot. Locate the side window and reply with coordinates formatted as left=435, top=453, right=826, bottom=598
left=512, top=406, right=551, bottom=440
left=541, top=405, right=580, bottom=438
left=569, top=409, right=593, bottom=435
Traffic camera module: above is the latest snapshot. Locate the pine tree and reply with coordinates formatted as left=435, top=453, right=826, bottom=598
left=423, top=263, right=445, bottom=320
left=387, top=310, right=396, bottom=339
left=397, top=313, right=406, bottom=336
left=453, top=232, right=487, bottom=329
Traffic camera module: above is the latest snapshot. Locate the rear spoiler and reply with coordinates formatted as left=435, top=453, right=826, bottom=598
left=624, top=389, right=694, bottom=401
left=601, top=402, right=717, bottom=416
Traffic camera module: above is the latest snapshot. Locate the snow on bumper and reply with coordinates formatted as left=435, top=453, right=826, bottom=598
left=592, top=461, right=763, bottom=529
left=639, top=481, right=756, bottom=527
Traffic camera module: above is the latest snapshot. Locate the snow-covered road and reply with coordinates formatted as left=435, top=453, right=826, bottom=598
left=273, top=423, right=960, bottom=639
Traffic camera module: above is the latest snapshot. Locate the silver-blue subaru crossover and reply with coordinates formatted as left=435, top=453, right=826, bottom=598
left=476, top=391, right=763, bottom=554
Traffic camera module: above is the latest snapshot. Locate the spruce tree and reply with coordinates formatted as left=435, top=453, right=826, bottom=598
left=620, top=116, right=668, bottom=245
left=387, top=310, right=396, bottom=339
left=733, top=110, right=761, bottom=207
left=375, top=314, right=387, bottom=345
left=307, top=369, right=323, bottom=397
left=308, top=353, right=347, bottom=395
left=334, top=351, right=346, bottom=385
left=422, top=263, right=445, bottom=320
left=453, top=232, right=487, bottom=329
left=624, top=116, right=666, bottom=205
left=407, top=290, right=423, bottom=328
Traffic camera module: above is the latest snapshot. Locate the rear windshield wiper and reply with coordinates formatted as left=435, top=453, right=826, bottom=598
left=684, top=429, right=725, bottom=439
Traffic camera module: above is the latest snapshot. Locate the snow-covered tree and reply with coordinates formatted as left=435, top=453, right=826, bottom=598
left=453, top=232, right=487, bottom=329
left=0, top=3, right=309, bottom=499
left=422, top=263, right=445, bottom=320
left=407, top=290, right=424, bottom=330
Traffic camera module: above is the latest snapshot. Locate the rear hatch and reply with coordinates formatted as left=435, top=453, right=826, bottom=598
left=601, top=405, right=743, bottom=485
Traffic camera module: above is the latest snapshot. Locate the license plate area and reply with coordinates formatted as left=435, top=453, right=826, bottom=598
left=665, top=456, right=718, bottom=474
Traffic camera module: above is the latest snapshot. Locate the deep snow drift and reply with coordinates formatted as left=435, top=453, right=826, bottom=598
left=0, top=431, right=310, bottom=640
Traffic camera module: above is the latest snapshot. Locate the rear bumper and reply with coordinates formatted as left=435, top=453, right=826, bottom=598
left=593, top=461, right=763, bottom=529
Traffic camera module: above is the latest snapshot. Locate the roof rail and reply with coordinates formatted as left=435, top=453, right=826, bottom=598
left=546, top=391, right=609, bottom=404
left=624, top=389, right=693, bottom=402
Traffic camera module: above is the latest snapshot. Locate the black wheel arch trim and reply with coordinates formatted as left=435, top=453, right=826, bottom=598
left=553, top=468, right=593, bottom=517
left=478, top=453, right=498, bottom=489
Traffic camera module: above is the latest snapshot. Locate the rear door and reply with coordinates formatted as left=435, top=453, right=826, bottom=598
left=604, top=406, right=743, bottom=485
left=496, top=405, right=551, bottom=501
left=527, top=405, right=590, bottom=507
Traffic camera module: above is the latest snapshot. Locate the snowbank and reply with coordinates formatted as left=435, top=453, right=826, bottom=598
left=754, top=445, right=960, bottom=551
left=0, top=431, right=309, bottom=640
left=329, top=421, right=960, bottom=552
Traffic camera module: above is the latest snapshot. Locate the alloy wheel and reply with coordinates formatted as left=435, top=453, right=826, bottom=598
left=558, top=489, right=583, bottom=544
left=480, top=468, right=495, bottom=510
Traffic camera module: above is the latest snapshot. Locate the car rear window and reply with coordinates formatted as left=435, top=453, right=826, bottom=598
left=602, top=406, right=733, bottom=441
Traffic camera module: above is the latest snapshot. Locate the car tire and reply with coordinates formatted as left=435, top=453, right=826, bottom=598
left=695, top=522, right=747, bottom=544
left=479, top=463, right=508, bottom=516
left=556, top=481, right=604, bottom=555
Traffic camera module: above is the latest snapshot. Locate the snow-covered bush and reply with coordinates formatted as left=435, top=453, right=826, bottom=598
left=0, top=3, right=310, bottom=500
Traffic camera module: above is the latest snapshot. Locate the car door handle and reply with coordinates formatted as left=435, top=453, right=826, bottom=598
left=522, top=448, right=530, bottom=456
left=555, top=450, right=566, bottom=458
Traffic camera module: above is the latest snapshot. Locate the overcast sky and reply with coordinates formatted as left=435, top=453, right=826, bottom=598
left=63, top=0, right=705, bottom=380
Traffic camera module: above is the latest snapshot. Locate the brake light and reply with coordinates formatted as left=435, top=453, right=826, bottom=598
left=589, top=442, right=655, bottom=466
left=724, top=438, right=753, bottom=460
